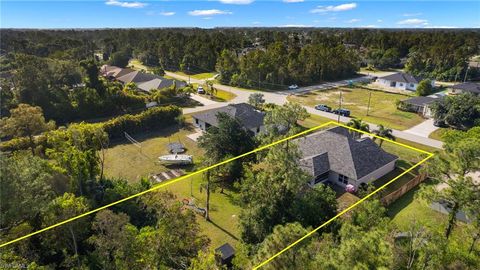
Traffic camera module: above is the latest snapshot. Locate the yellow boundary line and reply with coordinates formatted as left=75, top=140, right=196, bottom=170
left=0, top=121, right=435, bottom=269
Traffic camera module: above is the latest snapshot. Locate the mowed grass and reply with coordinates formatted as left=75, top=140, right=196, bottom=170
left=103, top=123, right=204, bottom=182
left=387, top=183, right=476, bottom=253
left=429, top=127, right=450, bottom=141
left=160, top=173, right=242, bottom=249
left=298, top=114, right=333, bottom=129
left=171, top=71, right=217, bottom=80
left=191, top=83, right=236, bottom=102
left=103, top=121, right=241, bottom=248
left=287, top=86, right=424, bottom=130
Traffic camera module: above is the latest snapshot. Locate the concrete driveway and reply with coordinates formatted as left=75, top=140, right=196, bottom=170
left=404, top=119, right=439, bottom=138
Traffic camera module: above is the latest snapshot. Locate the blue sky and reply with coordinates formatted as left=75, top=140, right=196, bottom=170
left=1, top=1, right=479, bottom=29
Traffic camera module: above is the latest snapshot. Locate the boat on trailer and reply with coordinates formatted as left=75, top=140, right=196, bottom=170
left=158, top=154, right=193, bottom=165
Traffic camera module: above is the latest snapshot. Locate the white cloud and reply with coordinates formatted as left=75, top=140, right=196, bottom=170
left=425, top=25, right=458, bottom=29
left=283, top=0, right=304, bottom=3
left=279, top=24, right=313, bottom=27
left=403, top=12, right=422, bottom=17
left=160, top=11, right=175, bottom=16
left=311, top=3, right=357, bottom=13
left=397, top=18, right=429, bottom=26
left=377, top=19, right=383, bottom=23
left=105, top=0, right=147, bottom=8
left=219, top=0, right=254, bottom=4
left=188, top=9, right=232, bottom=16
left=359, top=25, right=378, bottom=28
left=346, top=18, right=361, bottom=23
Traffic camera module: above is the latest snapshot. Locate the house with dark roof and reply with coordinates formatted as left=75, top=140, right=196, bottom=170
left=398, top=93, right=444, bottom=118
left=296, top=127, right=398, bottom=188
left=448, top=82, right=480, bottom=96
left=375, top=72, right=434, bottom=91
left=192, top=103, right=265, bottom=136
left=100, top=65, right=186, bottom=92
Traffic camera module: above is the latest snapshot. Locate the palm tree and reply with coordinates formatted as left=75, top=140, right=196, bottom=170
left=372, top=124, right=395, bottom=147
left=346, top=119, right=370, bottom=139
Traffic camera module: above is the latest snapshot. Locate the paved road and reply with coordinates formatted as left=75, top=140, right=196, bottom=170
left=281, top=76, right=372, bottom=95
left=167, top=71, right=443, bottom=149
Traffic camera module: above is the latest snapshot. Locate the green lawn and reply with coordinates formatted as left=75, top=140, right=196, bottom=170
left=160, top=174, right=242, bottom=249
left=387, top=183, right=476, bottom=253
left=103, top=121, right=241, bottom=248
left=287, top=86, right=424, bottom=130
left=170, top=71, right=217, bottom=80
left=298, top=114, right=332, bottom=129
left=103, top=122, right=204, bottom=182
left=429, top=127, right=450, bottom=141
left=191, top=82, right=236, bottom=102
left=129, top=59, right=151, bottom=72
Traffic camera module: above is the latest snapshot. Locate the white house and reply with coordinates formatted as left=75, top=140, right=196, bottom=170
left=192, top=103, right=265, bottom=136
left=376, top=72, right=434, bottom=91
left=398, top=93, right=445, bottom=118
left=296, top=127, right=398, bottom=189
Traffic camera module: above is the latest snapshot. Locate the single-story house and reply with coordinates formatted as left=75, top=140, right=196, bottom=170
left=296, top=127, right=398, bottom=188
left=100, top=65, right=185, bottom=92
left=448, top=82, right=480, bottom=96
left=100, top=65, right=134, bottom=79
left=398, top=95, right=443, bottom=118
left=376, top=72, right=434, bottom=91
left=192, top=103, right=265, bottom=136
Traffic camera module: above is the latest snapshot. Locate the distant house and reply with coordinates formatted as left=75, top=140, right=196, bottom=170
left=100, top=65, right=185, bottom=92
left=376, top=72, right=434, bottom=91
left=398, top=95, right=444, bottom=118
left=296, top=127, right=398, bottom=188
left=192, top=103, right=265, bottom=136
left=448, top=82, right=480, bottom=96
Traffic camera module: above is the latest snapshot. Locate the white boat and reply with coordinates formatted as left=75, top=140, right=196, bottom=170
left=158, top=154, right=193, bottom=165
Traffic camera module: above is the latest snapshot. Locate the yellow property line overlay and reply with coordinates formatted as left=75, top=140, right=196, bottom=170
left=0, top=120, right=434, bottom=263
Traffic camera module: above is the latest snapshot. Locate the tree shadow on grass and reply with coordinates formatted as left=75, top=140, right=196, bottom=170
left=209, top=219, right=240, bottom=241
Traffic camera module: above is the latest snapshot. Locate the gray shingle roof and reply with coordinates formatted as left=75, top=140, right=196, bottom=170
left=192, top=103, right=264, bottom=130
left=380, top=72, right=423, bottom=84
left=299, top=152, right=330, bottom=176
left=402, top=96, right=439, bottom=106
left=295, top=127, right=398, bottom=180
left=117, top=70, right=158, bottom=84
left=451, top=82, right=480, bottom=94
left=137, top=78, right=186, bottom=92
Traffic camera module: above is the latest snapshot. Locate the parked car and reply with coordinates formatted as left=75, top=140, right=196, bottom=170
left=314, top=104, right=332, bottom=112
left=433, top=119, right=447, bottom=127
left=197, top=86, right=205, bottom=94
left=288, top=84, right=298, bottom=90
left=332, top=108, right=351, bottom=117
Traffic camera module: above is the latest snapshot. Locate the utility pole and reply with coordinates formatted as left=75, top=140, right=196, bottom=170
left=337, top=89, right=342, bottom=123
left=366, top=90, right=372, bottom=116
left=463, top=66, right=470, bottom=83
left=188, top=64, right=191, bottom=85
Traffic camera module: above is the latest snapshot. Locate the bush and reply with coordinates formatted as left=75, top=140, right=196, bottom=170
left=416, top=79, right=433, bottom=96
left=1, top=106, right=182, bottom=151
left=102, top=105, right=182, bottom=139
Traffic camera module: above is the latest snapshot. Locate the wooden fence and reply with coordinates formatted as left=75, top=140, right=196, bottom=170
left=381, top=173, right=428, bottom=206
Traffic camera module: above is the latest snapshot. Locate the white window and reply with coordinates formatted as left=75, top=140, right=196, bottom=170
left=338, top=174, right=349, bottom=184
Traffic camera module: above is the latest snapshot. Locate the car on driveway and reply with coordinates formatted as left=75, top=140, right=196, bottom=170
left=197, top=86, right=205, bottom=94
left=288, top=84, right=298, bottom=90
left=314, top=104, right=332, bottom=112
left=332, top=108, right=351, bottom=117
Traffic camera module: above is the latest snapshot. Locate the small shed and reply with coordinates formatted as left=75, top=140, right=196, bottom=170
left=215, top=243, right=235, bottom=266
